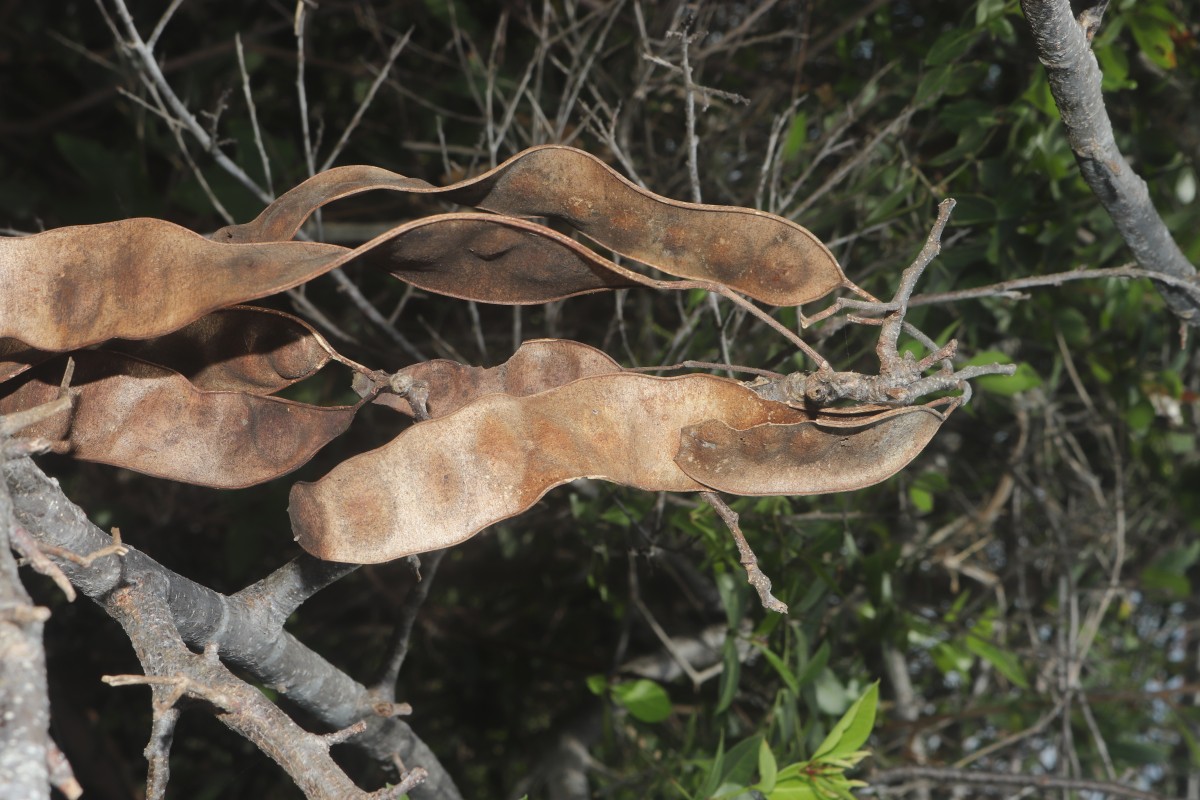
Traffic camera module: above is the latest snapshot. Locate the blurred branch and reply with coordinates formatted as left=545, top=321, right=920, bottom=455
left=908, top=263, right=1200, bottom=308
left=869, top=766, right=1175, bottom=800
left=1020, top=0, right=1200, bottom=327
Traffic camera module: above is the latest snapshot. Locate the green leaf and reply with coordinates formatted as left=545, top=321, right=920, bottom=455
left=1128, top=10, right=1177, bottom=69
left=768, top=780, right=820, bottom=800
left=695, top=733, right=727, bottom=799
left=716, top=635, right=742, bottom=713
left=1173, top=712, right=1200, bottom=768
left=925, top=27, right=980, bottom=66
left=756, top=643, right=800, bottom=695
left=1140, top=566, right=1191, bottom=598
left=758, top=739, right=778, bottom=793
left=964, top=631, right=1029, bottom=689
left=611, top=679, right=672, bottom=723
left=717, top=570, right=747, bottom=631
left=795, top=641, right=831, bottom=688
left=719, top=735, right=764, bottom=790
left=599, top=505, right=634, bottom=527
left=813, top=682, right=879, bottom=760
left=782, top=112, right=808, bottom=162
left=813, top=668, right=850, bottom=716
left=1109, top=737, right=1172, bottom=765
left=909, top=486, right=933, bottom=513
left=585, top=674, right=608, bottom=696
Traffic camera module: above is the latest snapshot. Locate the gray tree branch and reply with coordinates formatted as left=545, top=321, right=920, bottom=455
left=2, top=456, right=462, bottom=800
left=870, top=765, right=1176, bottom=800
left=0, top=413, right=82, bottom=800
left=0, top=470, right=53, bottom=800
left=1020, top=0, right=1200, bottom=326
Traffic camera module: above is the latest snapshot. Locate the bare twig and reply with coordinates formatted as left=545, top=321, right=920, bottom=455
left=235, top=33, right=274, bottom=195
left=375, top=549, right=446, bottom=699
left=909, top=264, right=1200, bottom=308
left=701, top=492, right=787, bottom=614
left=870, top=766, right=1174, bottom=800
left=100, top=597, right=367, bottom=800
left=45, top=739, right=82, bottom=800
left=143, top=703, right=180, bottom=800
left=232, top=553, right=360, bottom=628
left=293, top=0, right=317, bottom=181
left=0, top=395, right=72, bottom=438
left=9, top=524, right=76, bottom=602
left=0, top=453, right=56, bottom=800
left=104, top=0, right=273, bottom=204
left=320, top=29, right=414, bottom=172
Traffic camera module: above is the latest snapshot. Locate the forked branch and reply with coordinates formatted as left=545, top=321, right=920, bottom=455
left=756, top=200, right=1016, bottom=408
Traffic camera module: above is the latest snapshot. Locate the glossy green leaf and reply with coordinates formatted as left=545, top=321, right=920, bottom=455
left=813, top=682, right=879, bottom=760
left=611, top=679, right=672, bottom=723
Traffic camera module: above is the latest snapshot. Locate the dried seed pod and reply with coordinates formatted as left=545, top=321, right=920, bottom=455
left=674, top=399, right=957, bottom=496
left=0, top=219, right=346, bottom=351
left=0, top=352, right=356, bottom=488
left=290, top=373, right=804, bottom=563
left=107, top=306, right=336, bottom=395
left=370, top=339, right=622, bottom=417
left=215, top=146, right=846, bottom=306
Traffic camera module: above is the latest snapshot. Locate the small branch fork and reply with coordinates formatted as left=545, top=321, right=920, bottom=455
left=2, top=458, right=462, bottom=800
left=756, top=199, right=1015, bottom=408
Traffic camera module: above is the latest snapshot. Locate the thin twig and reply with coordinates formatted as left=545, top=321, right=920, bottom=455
left=0, top=395, right=72, bottom=438
left=105, top=0, right=273, bottom=204
left=235, top=33, right=274, bottom=195
left=701, top=492, right=787, bottom=614
left=375, top=549, right=446, bottom=698
left=320, top=29, right=414, bottom=172
left=144, top=704, right=179, bottom=800
left=145, top=0, right=185, bottom=51
left=871, top=766, right=1174, bottom=800
left=232, top=553, right=360, bottom=628
left=909, top=264, right=1200, bottom=308
left=10, top=524, right=76, bottom=602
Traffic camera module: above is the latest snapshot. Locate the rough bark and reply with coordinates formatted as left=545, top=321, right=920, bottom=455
left=0, top=471, right=51, bottom=800
left=2, top=456, right=462, bottom=800
left=1021, top=0, right=1200, bottom=326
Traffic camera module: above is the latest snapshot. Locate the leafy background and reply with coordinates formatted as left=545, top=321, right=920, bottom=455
left=2, top=0, right=1199, bottom=797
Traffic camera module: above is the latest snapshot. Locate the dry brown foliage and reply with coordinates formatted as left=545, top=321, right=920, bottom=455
left=0, top=146, right=1008, bottom=601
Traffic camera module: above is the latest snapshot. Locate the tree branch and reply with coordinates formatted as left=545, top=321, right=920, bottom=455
left=97, top=578, right=395, bottom=800
left=870, top=765, right=1176, bottom=800
left=2, top=457, right=462, bottom=800
left=0, top=409, right=81, bottom=800
left=1020, top=0, right=1200, bottom=326
left=0, top=464, right=53, bottom=800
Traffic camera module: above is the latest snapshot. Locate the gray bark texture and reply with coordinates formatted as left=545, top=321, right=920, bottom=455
left=0, top=473, right=51, bottom=800
left=1021, top=0, right=1200, bottom=326
left=2, top=456, right=462, bottom=800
